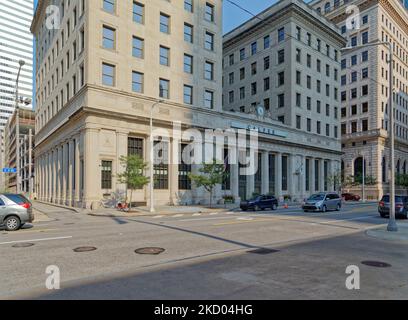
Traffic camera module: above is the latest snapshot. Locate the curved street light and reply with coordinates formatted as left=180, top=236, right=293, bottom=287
left=15, top=59, right=25, bottom=194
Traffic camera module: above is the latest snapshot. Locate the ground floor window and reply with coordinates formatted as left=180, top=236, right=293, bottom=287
left=101, top=160, right=113, bottom=189
left=128, top=137, right=144, bottom=156
left=269, top=154, right=275, bottom=194
left=315, top=159, right=319, bottom=191
left=222, top=148, right=231, bottom=191
left=305, top=159, right=310, bottom=191
left=179, top=144, right=191, bottom=190
left=154, top=140, right=168, bottom=189
left=282, top=155, right=288, bottom=191
left=254, top=153, right=262, bottom=194
left=324, top=161, right=328, bottom=191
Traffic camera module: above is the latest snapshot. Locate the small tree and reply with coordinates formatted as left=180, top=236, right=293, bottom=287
left=396, top=173, right=408, bottom=194
left=326, top=171, right=343, bottom=192
left=116, top=155, right=149, bottom=210
left=188, top=159, right=229, bottom=208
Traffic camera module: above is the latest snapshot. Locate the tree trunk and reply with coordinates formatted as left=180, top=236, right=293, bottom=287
left=209, top=189, right=213, bottom=208
left=129, top=189, right=133, bottom=211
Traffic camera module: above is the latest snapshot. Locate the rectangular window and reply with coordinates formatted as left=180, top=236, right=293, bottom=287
left=205, top=61, right=214, bottom=80
left=102, top=26, right=115, bottom=49
left=101, top=161, right=112, bottom=189
left=184, top=0, right=193, bottom=13
left=154, top=141, right=169, bottom=190
left=204, top=90, right=214, bottom=108
left=251, top=42, right=257, bottom=55
left=184, top=54, right=193, bottom=74
left=205, top=2, right=215, bottom=22
left=184, top=23, right=193, bottom=43
left=282, top=156, right=288, bottom=190
left=278, top=27, right=285, bottom=42
left=103, top=0, right=115, bottom=13
left=132, top=36, right=144, bottom=58
left=128, top=137, right=143, bottom=156
left=133, top=2, right=144, bottom=24
left=278, top=49, right=285, bottom=64
left=205, top=32, right=214, bottom=51
left=264, top=35, right=270, bottom=49
left=102, top=63, right=115, bottom=86
left=132, top=71, right=143, bottom=93
left=183, top=85, right=193, bottom=105
left=179, top=144, right=192, bottom=190
left=160, top=13, right=170, bottom=34
left=159, top=78, right=170, bottom=99
left=160, top=46, right=170, bottom=66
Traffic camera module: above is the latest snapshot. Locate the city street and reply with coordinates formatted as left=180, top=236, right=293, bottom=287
left=0, top=201, right=407, bottom=299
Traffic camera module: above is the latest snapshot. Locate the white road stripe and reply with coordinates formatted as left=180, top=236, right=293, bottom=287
left=153, top=215, right=164, bottom=219
left=237, top=217, right=254, bottom=221
left=173, top=214, right=184, bottom=218
left=209, top=212, right=218, bottom=216
left=0, top=236, right=73, bottom=246
left=192, top=213, right=201, bottom=216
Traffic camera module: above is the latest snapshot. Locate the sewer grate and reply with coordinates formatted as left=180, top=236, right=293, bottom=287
left=73, top=246, right=97, bottom=253
left=135, top=247, right=165, bottom=255
left=361, top=260, right=392, bottom=268
left=12, top=243, right=35, bottom=248
left=248, top=248, right=280, bottom=255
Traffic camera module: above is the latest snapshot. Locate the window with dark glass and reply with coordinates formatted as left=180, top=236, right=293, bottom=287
left=101, top=160, right=112, bottom=189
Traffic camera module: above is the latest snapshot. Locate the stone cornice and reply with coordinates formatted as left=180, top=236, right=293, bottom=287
left=223, top=1, right=345, bottom=49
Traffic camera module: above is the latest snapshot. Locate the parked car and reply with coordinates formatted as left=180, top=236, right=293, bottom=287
left=240, top=195, right=278, bottom=211
left=378, top=195, right=408, bottom=219
left=302, top=192, right=342, bottom=212
left=0, top=194, right=34, bottom=231
left=342, top=193, right=361, bottom=201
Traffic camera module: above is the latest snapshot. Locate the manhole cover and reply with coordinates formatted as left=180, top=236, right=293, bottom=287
left=73, top=246, right=97, bottom=253
left=361, top=260, right=392, bottom=268
left=135, top=247, right=165, bottom=255
left=12, top=243, right=35, bottom=248
left=249, top=248, right=279, bottom=255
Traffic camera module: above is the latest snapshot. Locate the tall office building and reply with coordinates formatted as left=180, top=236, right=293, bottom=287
left=311, top=0, right=408, bottom=199
left=0, top=0, right=34, bottom=129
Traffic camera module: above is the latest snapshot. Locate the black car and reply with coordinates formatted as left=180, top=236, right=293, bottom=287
left=378, top=195, right=408, bottom=219
left=240, top=195, right=278, bottom=211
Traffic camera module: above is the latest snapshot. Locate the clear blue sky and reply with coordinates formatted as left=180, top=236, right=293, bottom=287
left=34, top=0, right=312, bottom=34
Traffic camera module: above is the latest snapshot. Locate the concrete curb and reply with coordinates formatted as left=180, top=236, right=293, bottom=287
left=88, top=206, right=239, bottom=218
left=33, top=200, right=84, bottom=214
left=366, top=223, right=408, bottom=242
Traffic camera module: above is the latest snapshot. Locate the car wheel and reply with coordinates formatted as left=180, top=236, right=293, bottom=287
left=4, top=216, right=21, bottom=231
left=322, top=205, right=327, bottom=213
left=272, top=204, right=277, bottom=211
left=336, top=204, right=341, bottom=211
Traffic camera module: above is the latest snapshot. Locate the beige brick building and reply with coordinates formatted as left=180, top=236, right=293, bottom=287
left=311, top=0, right=408, bottom=199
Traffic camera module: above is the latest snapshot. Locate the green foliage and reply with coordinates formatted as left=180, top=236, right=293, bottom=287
left=396, top=174, right=408, bottom=188
left=116, top=155, right=149, bottom=209
left=188, top=159, right=229, bottom=207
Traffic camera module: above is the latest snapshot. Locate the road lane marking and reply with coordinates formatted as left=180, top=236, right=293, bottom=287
left=209, top=213, right=218, bottom=215
left=153, top=215, right=164, bottom=219
left=179, top=216, right=235, bottom=222
left=192, top=213, right=201, bottom=216
left=172, top=214, right=184, bottom=218
left=237, top=217, right=254, bottom=221
left=214, top=218, right=274, bottom=226
left=0, top=236, right=73, bottom=246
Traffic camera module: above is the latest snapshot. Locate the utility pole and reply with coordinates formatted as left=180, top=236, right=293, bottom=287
left=29, top=129, right=33, bottom=199
left=15, top=60, right=25, bottom=194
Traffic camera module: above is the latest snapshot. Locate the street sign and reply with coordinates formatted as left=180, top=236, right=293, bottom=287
left=2, top=168, right=17, bottom=173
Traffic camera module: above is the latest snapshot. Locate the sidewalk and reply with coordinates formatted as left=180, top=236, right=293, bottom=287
left=88, top=204, right=239, bottom=218
left=32, top=208, right=54, bottom=222
left=366, top=221, right=408, bottom=243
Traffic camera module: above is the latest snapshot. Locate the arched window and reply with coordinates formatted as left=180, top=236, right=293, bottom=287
left=354, top=157, right=366, bottom=183
left=396, top=160, right=400, bottom=174
left=382, top=157, right=387, bottom=183
left=324, top=2, right=331, bottom=13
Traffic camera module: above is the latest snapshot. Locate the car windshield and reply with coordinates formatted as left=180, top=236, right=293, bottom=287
left=308, top=194, right=325, bottom=201
left=381, top=195, right=403, bottom=203
left=3, top=194, right=29, bottom=204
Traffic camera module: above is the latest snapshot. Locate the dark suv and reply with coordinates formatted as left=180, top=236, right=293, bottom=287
left=240, top=195, right=278, bottom=211
left=378, top=195, right=408, bottom=219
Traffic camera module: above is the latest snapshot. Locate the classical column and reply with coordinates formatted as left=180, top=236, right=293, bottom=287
left=51, top=149, right=56, bottom=203
left=247, top=172, right=255, bottom=200
left=44, top=153, right=49, bottom=202
left=74, top=136, right=81, bottom=206
left=300, top=155, right=306, bottom=200
left=83, top=128, right=100, bottom=209
left=61, top=143, right=68, bottom=204
left=116, top=131, right=128, bottom=200
left=275, top=153, right=282, bottom=199
left=320, top=159, right=325, bottom=192
left=169, top=138, right=179, bottom=205
left=289, top=154, right=297, bottom=199
left=231, top=162, right=239, bottom=203
left=56, top=146, right=62, bottom=204
left=48, top=152, right=52, bottom=202
left=261, top=151, right=269, bottom=195
left=38, top=156, right=43, bottom=200
left=68, top=140, right=75, bottom=206
left=310, top=157, right=315, bottom=194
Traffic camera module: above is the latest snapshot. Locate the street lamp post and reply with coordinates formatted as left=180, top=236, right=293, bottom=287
left=15, top=60, right=25, bottom=194
left=341, top=41, right=397, bottom=232
left=149, top=100, right=164, bottom=213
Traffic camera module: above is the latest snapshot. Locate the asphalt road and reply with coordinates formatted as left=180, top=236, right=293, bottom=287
left=0, top=202, right=407, bottom=299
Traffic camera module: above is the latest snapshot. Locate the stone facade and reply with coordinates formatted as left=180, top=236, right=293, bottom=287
left=311, top=0, right=408, bottom=199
